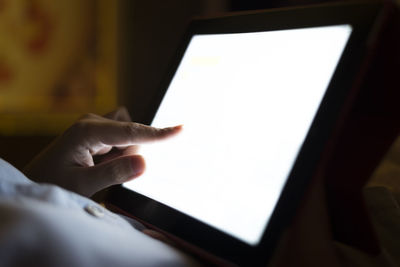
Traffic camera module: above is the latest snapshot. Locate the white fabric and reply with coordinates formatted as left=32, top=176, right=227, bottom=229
left=0, top=159, right=195, bottom=267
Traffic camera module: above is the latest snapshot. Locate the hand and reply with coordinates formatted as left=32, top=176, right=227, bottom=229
left=23, top=107, right=181, bottom=197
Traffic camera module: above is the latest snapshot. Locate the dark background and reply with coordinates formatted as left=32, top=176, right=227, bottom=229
left=0, top=0, right=347, bottom=170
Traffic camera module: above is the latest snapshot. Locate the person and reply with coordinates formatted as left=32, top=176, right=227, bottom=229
left=0, top=107, right=201, bottom=267
left=0, top=107, right=399, bottom=267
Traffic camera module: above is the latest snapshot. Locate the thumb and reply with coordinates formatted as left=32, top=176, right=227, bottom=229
left=82, top=155, right=145, bottom=196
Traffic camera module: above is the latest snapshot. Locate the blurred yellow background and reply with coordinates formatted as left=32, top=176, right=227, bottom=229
left=0, top=0, right=117, bottom=135
left=0, top=0, right=398, bottom=191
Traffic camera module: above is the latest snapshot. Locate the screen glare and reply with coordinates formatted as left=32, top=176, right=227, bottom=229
left=124, top=25, right=352, bottom=245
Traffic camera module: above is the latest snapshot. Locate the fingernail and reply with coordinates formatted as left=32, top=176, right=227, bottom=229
left=171, top=125, right=183, bottom=132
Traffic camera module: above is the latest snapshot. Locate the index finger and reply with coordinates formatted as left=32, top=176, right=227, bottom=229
left=103, top=106, right=132, bottom=122
left=92, top=121, right=182, bottom=147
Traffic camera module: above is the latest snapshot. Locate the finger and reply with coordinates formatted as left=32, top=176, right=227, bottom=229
left=103, top=106, right=132, bottom=122
left=122, top=145, right=140, bottom=155
left=93, top=146, right=140, bottom=165
left=93, top=147, right=125, bottom=164
left=81, top=155, right=145, bottom=196
left=94, top=146, right=113, bottom=155
left=94, top=122, right=182, bottom=147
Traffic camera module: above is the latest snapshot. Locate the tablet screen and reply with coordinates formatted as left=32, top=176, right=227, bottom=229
left=124, top=25, right=352, bottom=245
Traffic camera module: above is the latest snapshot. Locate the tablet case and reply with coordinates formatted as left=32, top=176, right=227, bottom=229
left=323, top=0, right=400, bottom=254
left=106, top=0, right=400, bottom=264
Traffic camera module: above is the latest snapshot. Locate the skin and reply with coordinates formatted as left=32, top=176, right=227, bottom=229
left=22, top=107, right=368, bottom=266
left=23, top=107, right=182, bottom=197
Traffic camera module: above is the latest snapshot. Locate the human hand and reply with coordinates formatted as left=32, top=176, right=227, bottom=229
left=23, top=107, right=181, bottom=197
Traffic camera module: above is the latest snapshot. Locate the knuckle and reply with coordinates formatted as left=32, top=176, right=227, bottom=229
left=72, top=113, right=96, bottom=130
left=66, top=114, right=97, bottom=138
left=117, top=106, right=128, bottom=114
left=80, top=113, right=97, bottom=120
left=123, top=123, right=139, bottom=137
left=71, top=120, right=90, bottom=134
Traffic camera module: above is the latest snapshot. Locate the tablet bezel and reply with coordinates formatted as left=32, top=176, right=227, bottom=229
left=107, top=2, right=382, bottom=265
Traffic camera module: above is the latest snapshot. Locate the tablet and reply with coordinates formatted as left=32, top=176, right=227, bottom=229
left=107, top=2, right=383, bottom=265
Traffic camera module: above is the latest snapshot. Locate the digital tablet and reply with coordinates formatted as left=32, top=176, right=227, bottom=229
left=107, top=1, right=384, bottom=265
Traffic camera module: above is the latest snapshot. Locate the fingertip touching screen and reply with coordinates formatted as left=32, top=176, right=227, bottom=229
left=124, top=25, right=352, bottom=245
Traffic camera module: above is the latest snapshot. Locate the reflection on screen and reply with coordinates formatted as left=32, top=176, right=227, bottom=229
left=124, top=25, right=352, bottom=245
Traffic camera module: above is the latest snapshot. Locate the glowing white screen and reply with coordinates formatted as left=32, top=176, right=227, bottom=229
left=124, top=25, right=352, bottom=245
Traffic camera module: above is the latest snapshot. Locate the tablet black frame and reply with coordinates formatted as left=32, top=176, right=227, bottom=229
left=108, top=1, right=383, bottom=266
